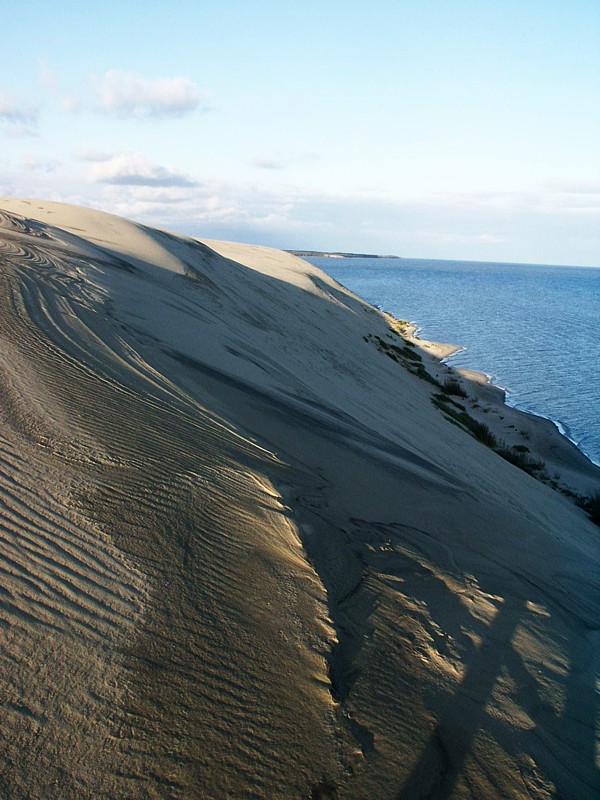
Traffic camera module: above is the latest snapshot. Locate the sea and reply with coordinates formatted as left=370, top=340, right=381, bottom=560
left=307, top=257, right=600, bottom=467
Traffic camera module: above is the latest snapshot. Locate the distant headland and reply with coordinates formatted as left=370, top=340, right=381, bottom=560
left=287, top=250, right=400, bottom=259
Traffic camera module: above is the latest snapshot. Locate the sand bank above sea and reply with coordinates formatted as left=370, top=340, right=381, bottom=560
left=381, top=316, right=600, bottom=499
left=0, top=199, right=599, bottom=800
left=401, top=328, right=600, bottom=499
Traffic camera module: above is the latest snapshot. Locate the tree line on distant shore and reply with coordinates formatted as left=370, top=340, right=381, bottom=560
left=287, top=250, right=400, bottom=259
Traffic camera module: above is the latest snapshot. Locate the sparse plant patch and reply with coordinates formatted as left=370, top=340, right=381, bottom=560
left=365, top=331, right=446, bottom=389
left=578, top=494, right=600, bottom=526
left=407, top=363, right=443, bottom=387
left=383, top=313, right=410, bottom=335
left=561, top=486, right=578, bottom=499
left=366, top=333, right=425, bottom=364
left=431, top=397, right=555, bottom=481
left=496, top=447, right=546, bottom=476
left=431, top=396, right=498, bottom=447
left=370, top=327, right=561, bottom=490
left=441, top=377, right=468, bottom=398
left=433, top=393, right=465, bottom=411
left=470, top=420, right=498, bottom=447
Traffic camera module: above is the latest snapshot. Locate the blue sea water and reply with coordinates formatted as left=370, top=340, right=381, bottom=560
left=308, top=257, right=600, bottom=466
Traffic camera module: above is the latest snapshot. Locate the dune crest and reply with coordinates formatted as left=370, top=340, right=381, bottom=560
left=1, top=199, right=598, bottom=799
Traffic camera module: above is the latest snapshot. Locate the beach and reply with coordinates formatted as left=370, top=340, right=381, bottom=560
left=1, top=199, right=599, bottom=800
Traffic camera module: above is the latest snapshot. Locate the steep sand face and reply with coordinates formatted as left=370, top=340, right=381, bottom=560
left=0, top=199, right=599, bottom=799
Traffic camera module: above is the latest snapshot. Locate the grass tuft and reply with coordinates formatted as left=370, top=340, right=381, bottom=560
left=432, top=396, right=498, bottom=447
left=578, top=494, right=600, bottom=526
left=441, top=377, right=468, bottom=398
left=496, top=447, right=547, bottom=476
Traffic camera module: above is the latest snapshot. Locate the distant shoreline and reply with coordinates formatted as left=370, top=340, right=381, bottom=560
left=287, top=250, right=399, bottom=259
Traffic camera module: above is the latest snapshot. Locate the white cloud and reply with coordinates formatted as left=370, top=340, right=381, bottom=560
left=94, top=70, right=202, bottom=118
left=403, top=230, right=508, bottom=245
left=0, top=97, right=38, bottom=124
left=89, top=152, right=199, bottom=187
left=62, top=95, right=82, bottom=113
left=252, top=151, right=319, bottom=171
left=4, top=160, right=597, bottom=266
left=252, top=157, right=284, bottom=170
left=547, top=181, right=600, bottom=195
left=394, top=187, right=600, bottom=219
left=3, top=123, right=39, bottom=138
left=20, top=153, right=59, bottom=172
left=94, top=179, right=333, bottom=239
left=38, top=59, right=57, bottom=88
left=0, top=93, right=39, bottom=137
left=78, top=149, right=113, bottom=162
left=536, top=183, right=600, bottom=216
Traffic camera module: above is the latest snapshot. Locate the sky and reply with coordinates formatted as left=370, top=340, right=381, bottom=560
left=1, top=0, right=599, bottom=265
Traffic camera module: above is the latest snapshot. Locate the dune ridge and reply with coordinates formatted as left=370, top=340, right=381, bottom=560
left=0, top=199, right=599, bottom=799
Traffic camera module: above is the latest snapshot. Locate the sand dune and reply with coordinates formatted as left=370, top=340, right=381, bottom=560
left=0, top=199, right=598, bottom=799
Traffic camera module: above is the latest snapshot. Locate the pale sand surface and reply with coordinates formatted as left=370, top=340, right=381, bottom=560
left=0, top=199, right=599, bottom=799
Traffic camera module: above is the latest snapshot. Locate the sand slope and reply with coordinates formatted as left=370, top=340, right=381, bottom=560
left=0, top=199, right=598, bottom=799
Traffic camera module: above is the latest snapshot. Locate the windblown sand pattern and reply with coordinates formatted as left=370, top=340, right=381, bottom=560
left=0, top=200, right=598, bottom=799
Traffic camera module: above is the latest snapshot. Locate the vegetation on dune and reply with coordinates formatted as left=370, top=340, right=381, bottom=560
left=432, top=395, right=498, bottom=448
left=382, top=312, right=410, bottom=335
left=364, top=332, right=444, bottom=388
left=402, top=363, right=442, bottom=387
left=364, top=333, right=421, bottom=363
left=431, top=395, right=554, bottom=479
left=495, top=447, right=547, bottom=477
left=578, top=493, right=600, bottom=527
left=441, top=377, right=468, bottom=398
left=432, top=393, right=465, bottom=411
left=364, top=325, right=578, bottom=491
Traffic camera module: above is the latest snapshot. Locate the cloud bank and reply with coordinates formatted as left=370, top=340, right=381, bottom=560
left=0, top=95, right=38, bottom=124
left=89, top=152, right=199, bottom=187
left=0, top=93, right=39, bottom=136
left=20, top=153, right=59, bottom=172
left=94, top=70, right=201, bottom=118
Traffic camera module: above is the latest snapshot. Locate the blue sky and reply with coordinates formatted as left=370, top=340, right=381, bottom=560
left=1, top=0, right=599, bottom=265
